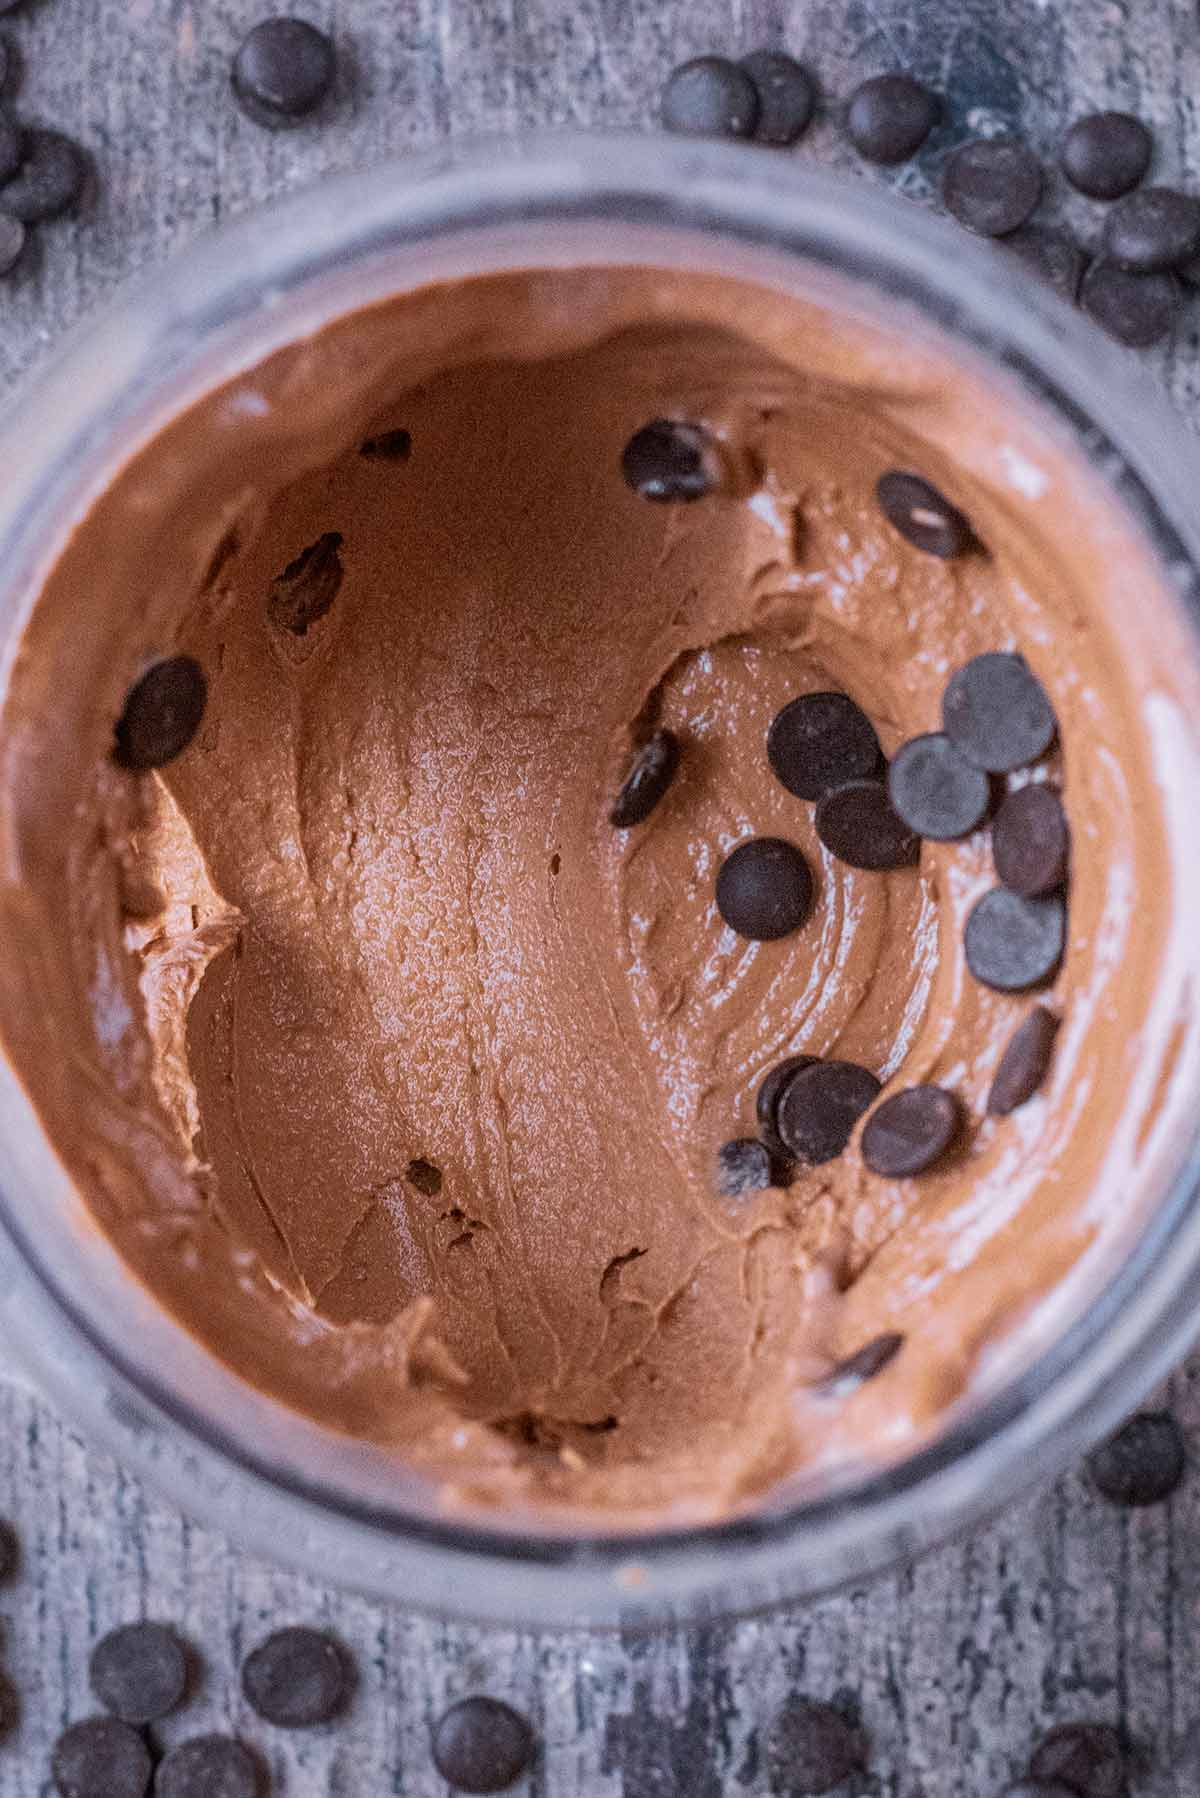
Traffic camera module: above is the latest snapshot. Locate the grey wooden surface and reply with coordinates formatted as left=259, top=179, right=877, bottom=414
left=1, top=1, right=1199, bottom=1794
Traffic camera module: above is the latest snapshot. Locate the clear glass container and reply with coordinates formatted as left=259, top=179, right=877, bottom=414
left=1, top=132, right=1199, bottom=1626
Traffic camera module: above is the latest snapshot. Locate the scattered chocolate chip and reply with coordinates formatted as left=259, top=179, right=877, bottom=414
left=964, top=888, right=1066, bottom=992
left=660, top=55, right=759, bottom=139
left=876, top=469, right=975, bottom=558
left=716, top=1137, right=776, bottom=1196
left=1029, top=1722, right=1128, bottom=1798
left=268, top=531, right=344, bottom=636
left=0, top=209, right=24, bottom=274
left=845, top=74, right=939, bottom=164
left=0, top=1518, right=19, bottom=1582
left=114, top=656, right=207, bottom=772
left=155, top=1737, right=260, bottom=1798
left=90, top=1622, right=187, bottom=1726
left=232, top=18, right=337, bottom=129
left=1102, top=186, right=1200, bottom=272
left=621, top=418, right=721, bottom=502
left=1062, top=111, right=1152, bottom=201
left=0, top=127, right=84, bottom=222
left=740, top=50, right=816, bottom=147
left=767, top=691, right=882, bottom=802
left=821, top=1332, right=904, bottom=1397
left=0, top=112, right=21, bottom=185
left=862, top=1085, right=962, bottom=1177
left=610, top=729, right=681, bottom=827
left=359, top=428, right=412, bottom=461
left=716, top=837, right=815, bottom=940
left=943, top=137, right=1043, bottom=237
left=756, top=1054, right=817, bottom=1157
left=1080, top=260, right=1180, bottom=347
left=814, top=778, right=920, bottom=871
left=1087, top=1411, right=1186, bottom=1507
left=52, top=1718, right=152, bottom=1798
left=887, top=733, right=991, bottom=840
left=992, top=784, right=1069, bottom=896
left=987, top=1006, right=1059, bottom=1115
left=1004, top=224, right=1088, bottom=303
left=241, top=1626, right=347, bottom=1727
left=432, top=1696, right=535, bottom=1794
left=766, top=1696, right=867, bottom=1796
left=942, top=652, right=1056, bottom=773
left=405, top=1157, right=443, bottom=1197
left=776, top=1060, right=881, bottom=1165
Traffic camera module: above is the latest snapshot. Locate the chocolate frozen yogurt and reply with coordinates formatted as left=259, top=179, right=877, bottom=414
left=1, top=263, right=1198, bottom=1523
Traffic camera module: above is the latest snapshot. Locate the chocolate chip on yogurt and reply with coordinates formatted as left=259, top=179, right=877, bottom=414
left=1004, top=225, right=1088, bottom=304
left=241, top=1626, right=348, bottom=1727
left=0, top=113, right=22, bottom=186
left=987, top=1006, right=1059, bottom=1115
left=767, top=1696, right=867, bottom=1796
left=964, top=888, right=1066, bottom=992
left=740, top=50, right=816, bottom=147
left=359, top=428, right=412, bottom=461
left=876, top=470, right=975, bottom=558
left=821, top=1331, right=904, bottom=1397
left=232, top=17, right=337, bottom=129
left=0, top=126, right=84, bottom=222
left=776, top=1060, right=881, bottom=1165
left=1062, top=111, right=1152, bottom=201
left=660, top=55, right=759, bottom=140
left=814, top=779, right=920, bottom=871
left=113, top=656, right=207, bottom=771
left=942, top=652, right=1057, bottom=772
left=845, top=74, right=939, bottom=164
left=1102, top=186, right=1200, bottom=272
left=51, top=1718, right=152, bottom=1798
left=887, top=732, right=992, bottom=840
left=861, top=1086, right=962, bottom=1177
left=767, top=691, right=882, bottom=802
left=716, top=1137, right=776, bottom=1196
left=1087, top=1411, right=1186, bottom=1507
left=621, top=419, right=722, bottom=503
left=942, top=137, right=1043, bottom=237
left=268, top=531, right=344, bottom=636
left=89, top=1622, right=187, bottom=1725
left=155, top=1737, right=260, bottom=1798
left=756, top=1054, right=818, bottom=1157
left=0, top=1518, right=19, bottom=1583
left=1028, top=1721, right=1129, bottom=1798
left=1080, top=261, right=1181, bottom=347
left=610, top=729, right=681, bottom=827
left=716, top=837, right=814, bottom=940
left=432, top=1696, right=536, bottom=1795
left=992, top=784, right=1070, bottom=896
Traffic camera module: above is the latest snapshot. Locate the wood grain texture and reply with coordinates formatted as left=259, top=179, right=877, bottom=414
left=0, top=1, right=1198, bottom=1793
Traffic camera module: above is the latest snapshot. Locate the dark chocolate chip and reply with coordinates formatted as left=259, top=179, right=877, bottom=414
left=155, top=1736, right=260, bottom=1798
left=1080, top=260, right=1180, bottom=347
left=114, top=657, right=207, bottom=772
left=232, top=18, right=336, bottom=129
left=716, top=1137, right=776, bottom=1196
left=359, top=428, right=412, bottom=461
left=887, top=733, right=991, bottom=840
left=821, top=1331, right=904, bottom=1397
left=876, top=469, right=975, bottom=558
left=964, top=888, right=1066, bottom=992
left=268, top=531, right=344, bottom=636
left=716, top=837, right=814, bottom=940
left=241, top=1627, right=347, bottom=1727
left=90, top=1622, right=187, bottom=1725
left=0, top=1518, right=19, bottom=1582
left=621, top=418, right=721, bottom=502
left=0, top=127, right=84, bottom=222
left=52, top=1718, right=152, bottom=1798
left=766, top=1696, right=867, bottom=1796
left=815, top=779, right=920, bottom=871
left=987, top=1006, right=1059, bottom=1115
left=767, top=691, right=882, bottom=802
left=1102, top=186, right=1200, bottom=272
left=993, top=784, right=1070, bottom=896
left=405, top=1157, right=443, bottom=1196
left=942, top=652, right=1056, bottom=773
left=845, top=74, right=939, bottom=164
left=610, top=729, right=681, bottom=827
left=660, top=55, right=759, bottom=140
left=0, top=1668, right=18, bottom=1740
left=1062, top=111, right=1152, bottom=201
left=776, top=1060, right=881, bottom=1165
left=0, top=1, right=22, bottom=11
left=1029, top=1722, right=1128, bottom=1798
left=740, top=50, right=816, bottom=147
left=1087, top=1411, right=1186, bottom=1507
left=1004, top=225, right=1088, bottom=303
left=756, top=1054, right=818, bottom=1156
left=0, top=112, right=21, bottom=184
left=943, top=137, right=1042, bottom=237
left=0, top=209, right=24, bottom=274
left=861, top=1085, right=962, bottom=1177
left=432, top=1696, right=535, bottom=1794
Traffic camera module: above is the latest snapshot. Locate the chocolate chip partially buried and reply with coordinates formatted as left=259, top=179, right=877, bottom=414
left=716, top=837, right=814, bottom=940
left=716, top=1137, right=776, bottom=1196
left=1087, top=1411, right=1186, bottom=1507
left=756, top=1054, right=817, bottom=1156
left=660, top=55, right=759, bottom=139
left=51, top=1718, right=152, bottom=1798
left=241, top=1626, right=347, bottom=1727
left=987, top=1006, right=1059, bottom=1115
left=766, top=691, right=882, bottom=801
left=232, top=18, right=337, bottom=128
left=942, top=651, right=1056, bottom=773
left=815, top=779, right=920, bottom=872
left=0, top=127, right=84, bottom=222
left=1028, top=1722, right=1128, bottom=1798
left=766, top=1696, right=867, bottom=1797
left=621, top=419, right=721, bottom=503
left=114, top=656, right=207, bottom=771
left=1062, top=111, right=1152, bottom=201
left=432, top=1696, right=535, bottom=1794
left=1080, top=261, right=1180, bottom=347
left=610, top=729, right=680, bottom=827
left=268, top=531, right=344, bottom=636
left=1004, top=225, right=1088, bottom=304
left=776, top=1060, right=881, bottom=1165
left=89, top=1621, right=187, bottom=1725
left=876, top=470, right=974, bottom=558
left=359, top=427, right=412, bottom=461
left=845, top=74, right=939, bottom=164
left=0, top=113, right=22, bottom=186
left=964, top=888, right=1065, bottom=992
left=942, top=137, right=1043, bottom=237
left=1102, top=186, right=1200, bottom=272
left=821, top=1331, right=904, bottom=1398
left=155, top=1737, right=260, bottom=1798
left=887, top=733, right=991, bottom=840
left=993, top=784, right=1069, bottom=895
left=862, top=1086, right=962, bottom=1177
left=740, top=50, right=815, bottom=147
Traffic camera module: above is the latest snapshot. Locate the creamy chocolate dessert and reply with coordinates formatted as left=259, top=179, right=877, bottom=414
left=2, top=265, right=1198, bottom=1525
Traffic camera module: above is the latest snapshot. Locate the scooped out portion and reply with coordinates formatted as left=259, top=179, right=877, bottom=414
left=2, top=263, right=1199, bottom=1525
